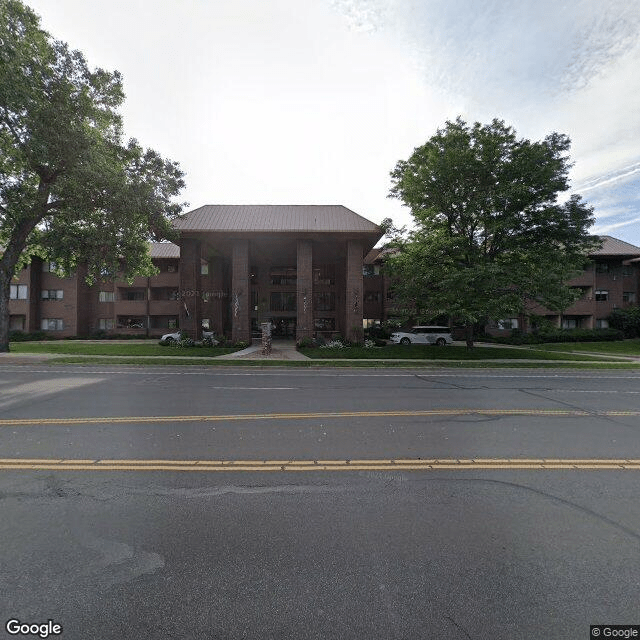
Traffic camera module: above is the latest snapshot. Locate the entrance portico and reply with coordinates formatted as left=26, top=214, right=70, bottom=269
left=174, top=205, right=382, bottom=344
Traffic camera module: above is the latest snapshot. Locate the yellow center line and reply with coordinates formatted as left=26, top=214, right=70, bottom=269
left=0, top=408, right=639, bottom=427
left=1, top=458, right=640, bottom=472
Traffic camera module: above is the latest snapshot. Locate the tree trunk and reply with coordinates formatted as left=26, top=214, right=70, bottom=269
left=0, top=267, right=12, bottom=352
left=465, top=322, right=474, bottom=349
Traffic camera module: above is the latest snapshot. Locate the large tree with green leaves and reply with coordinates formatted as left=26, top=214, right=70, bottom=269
left=386, top=117, right=598, bottom=347
left=0, top=0, right=185, bottom=351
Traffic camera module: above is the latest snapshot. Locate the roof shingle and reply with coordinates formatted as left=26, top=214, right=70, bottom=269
left=173, top=205, right=381, bottom=234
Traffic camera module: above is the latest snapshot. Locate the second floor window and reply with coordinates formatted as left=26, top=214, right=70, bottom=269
left=42, top=290, right=64, bottom=300
left=9, top=284, right=28, bottom=300
left=99, top=291, right=115, bottom=302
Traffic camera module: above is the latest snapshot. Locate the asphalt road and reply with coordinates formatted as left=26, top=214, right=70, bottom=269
left=1, top=365, right=640, bottom=639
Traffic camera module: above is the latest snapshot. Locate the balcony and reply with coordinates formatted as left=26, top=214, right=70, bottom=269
left=149, top=271, right=179, bottom=287
left=114, top=300, right=147, bottom=316
left=149, top=300, right=180, bottom=315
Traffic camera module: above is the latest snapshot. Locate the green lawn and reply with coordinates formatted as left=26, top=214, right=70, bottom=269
left=298, top=344, right=614, bottom=361
left=533, top=339, right=640, bottom=356
left=10, top=341, right=239, bottom=357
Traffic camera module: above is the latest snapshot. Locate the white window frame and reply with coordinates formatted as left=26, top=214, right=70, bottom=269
left=9, top=284, right=28, bottom=300
left=41, top=318, right=63, bottom=331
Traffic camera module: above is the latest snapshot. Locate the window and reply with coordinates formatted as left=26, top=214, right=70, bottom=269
left=98, top=318, right=114, bottom=330
left=42, top=262, right=57, bottom=273
left=270, top=267, right=297, bottom=285
left=201, top=262, right=209, bottom=275
left=117, top=317, right=146, bottom=328
left=270, top=292, right=296, bottom=312
left=364, top=291, right=381, bottom=303
left=595, top=290, right=609, bottom=301
left=41, top=319, right=63, bottom=331
left=121, top=289, right=145, bottom=301
left=167, top=263, right=177, bottom=273
left=313, top=265, right=335, bottom=285
left=363, top=265, right=380, bottom=276
left=314, top=318, right=336, bottom=331
left=41, top=290, right=64, bottom=300
left=623, top=266, right=633, bottom=277
left=623, top=292, right=637, bottom=303
left=99, top=291, right=115, bottom=302
left=595, top=263, right=609, bottom=273
left=562, top=318, right=578, bottom=329
left=314, top=292, right=335, bottom=311
left=596, top=319, right=609, bottom=329
left=497, top=319, right=519, bottom=330
left=9, top=285, right=28, bottom=300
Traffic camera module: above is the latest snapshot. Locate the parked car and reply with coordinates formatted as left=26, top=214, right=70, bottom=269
left=161, top=330, right=217, bottom=344
left=389, top=326, right=453, bottom=346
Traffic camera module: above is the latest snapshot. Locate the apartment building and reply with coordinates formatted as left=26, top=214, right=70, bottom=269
left=360, top=235, right=640, bottom=334
left=8, top=205, right=383, bottom=341
left=8, top=243, right=180, bottom=338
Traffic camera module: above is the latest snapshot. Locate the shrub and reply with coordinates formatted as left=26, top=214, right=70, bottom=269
left=9, top=330, right=49, bottom=342
left=297, top=336, right=314, bottom=349
left=320, top=339, right=348, bottom=349
left=608, top=306, right=640, bottom=338
left=233, top=340, right=249, bottom=349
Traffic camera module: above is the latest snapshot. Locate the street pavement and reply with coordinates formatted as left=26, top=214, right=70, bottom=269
left=1, top=365, right=640, bottom=639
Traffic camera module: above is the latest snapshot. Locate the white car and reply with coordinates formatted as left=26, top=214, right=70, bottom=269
left=389, top=326, right=453, bottom=346
left=161, top=330, right=217, bottom=344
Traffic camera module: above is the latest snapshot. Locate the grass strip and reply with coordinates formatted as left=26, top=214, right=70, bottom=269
left=299, top=345, right=619, bottom=361
left=42, top=356, right=640, bottom=369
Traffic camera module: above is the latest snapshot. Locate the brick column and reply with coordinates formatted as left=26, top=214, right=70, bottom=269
left=296, top=240, right=313, bottom=342
left=231, top=240, right=251, bottom=343
left=345, top=239, right=364, bottom=343
left=179, top=238, right=201, bottom=339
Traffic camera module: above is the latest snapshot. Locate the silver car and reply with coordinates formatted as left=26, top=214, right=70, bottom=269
left=389, top=326, right=453, bottom=346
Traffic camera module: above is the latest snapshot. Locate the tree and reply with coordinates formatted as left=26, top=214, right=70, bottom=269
left=0, top=0, right=185, bottom=351
left=386, top=117, right=598, bottom=347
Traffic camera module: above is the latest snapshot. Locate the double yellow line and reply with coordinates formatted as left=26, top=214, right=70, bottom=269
left=1, top=458, right=640, bottom=472
left=1, top=408, right=639, bottom=427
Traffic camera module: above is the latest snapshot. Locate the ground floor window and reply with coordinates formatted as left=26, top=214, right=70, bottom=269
left=98, top=318, right=114, bottom=330
left=117, top=316, right=147, bottom=329
left=562, top=317, right=578, bottom=329
left=41, top=318, right=63, bottom=331
left=623, top=292, right=637, bottom=303
left=595, top=319, right=609, bottom=329
left=497, top=318, right=519, bottom=330
left=314, top=317, right=336, bottom=332
left=595, top=290, right=609, bottom=301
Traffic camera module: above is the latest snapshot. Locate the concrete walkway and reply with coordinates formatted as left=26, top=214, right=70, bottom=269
left=214, top=339, right=310, bottom=361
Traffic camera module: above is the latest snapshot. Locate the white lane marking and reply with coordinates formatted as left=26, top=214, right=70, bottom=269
left=0, top=377, right=104, bottom=409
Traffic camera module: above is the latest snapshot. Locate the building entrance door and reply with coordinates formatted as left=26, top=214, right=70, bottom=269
left=271, top=317, right=296, bottom=339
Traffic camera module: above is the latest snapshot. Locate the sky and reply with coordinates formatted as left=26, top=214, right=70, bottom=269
left=25, top=0, right=640, bottom=246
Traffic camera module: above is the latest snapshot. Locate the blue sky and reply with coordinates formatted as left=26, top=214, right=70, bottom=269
left=27, top=0, right=640, bottom=246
